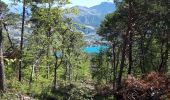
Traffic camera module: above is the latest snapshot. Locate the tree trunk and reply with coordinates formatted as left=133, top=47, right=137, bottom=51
left=0, top=19, right=5, bottom=92
left=64, top=59, right=68, bottom=81
left=46, top=45, right=50, bottom=79
left=112, top=43, right=116, bottom=90
left=139, top=31, right=146, bottom=73
left=116, top=46, right=121, bottom=77
left=116, top=33, right=128, bottom=100
left=52, top=49, right=64, bottom=91
left=52, top=59, right=58, bottom=91
left=19, top=0, right=26, bottom=81
left=3, top=23, right=13, bottom=49
left=128, top=0, right=133, bottom=75
left=159, top=30, right=170, bottom=73
left=117, top=33, right=128, bottom=88
left=68, top=49, right=71, bottom=83
left=46, top=2, right=52, bottom=79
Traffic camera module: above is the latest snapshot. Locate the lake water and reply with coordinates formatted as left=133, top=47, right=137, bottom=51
left=82, top=45, right=109, bottom=54
left=55, top=45, right=109, bottom=57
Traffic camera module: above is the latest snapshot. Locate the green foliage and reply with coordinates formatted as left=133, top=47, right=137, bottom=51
left=98, top=0, right=170, bottom=74
left=90, top=51, right=112, bottom=84
left=1, top=0, right=170, bottom=99
left=68, top=85, right=94, bottom=100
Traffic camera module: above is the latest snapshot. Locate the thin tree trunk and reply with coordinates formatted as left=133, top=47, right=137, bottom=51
left=46, top=2, right=52, bottom=79
left=159, top=31, right=170, bottom=73
left=29, top=49, right=44, bottom=89
left=0, top=45, right=5, bottom=92
left=64, top=59, right=68, bottom=81
left=19, top=0, right=26, bottom=81
left=0, top=19, right=5, bottom=92
left=141, top=33, right=145, bottom=73
left=52, top=49, right=64, bottom=91
left=112, top=43, right=116, bottom=90
left=46, top=45, right=49, bottom=78
left=68, top=62, right=71, bottom=83
left=68, top=48, right=71, bottom=83
left=128, top=0, right=133, bottom=75
left=116, top=34, right=128, bottom=100
left=3, top=23, right=13, bottom=49
left=53, top=59, right=58, bottom=91
left=163, top=41, right=170, bottom=72
left=106, top=55, right=109, bottom=84
left=117, top=33, right=127, bottom=88
left=116, top=46, right=121, bottom=77
left=159, top=42, right=164, bottom=72
left=139, top=31, right=145, bottom=73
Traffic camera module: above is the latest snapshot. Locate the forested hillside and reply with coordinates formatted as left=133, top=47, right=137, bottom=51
left=0, top=0, right=170, bottom=100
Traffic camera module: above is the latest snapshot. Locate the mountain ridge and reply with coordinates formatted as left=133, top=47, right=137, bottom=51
left=71, top=2, right=115, bottom=36
left=8, top=2, right=115, bottom=41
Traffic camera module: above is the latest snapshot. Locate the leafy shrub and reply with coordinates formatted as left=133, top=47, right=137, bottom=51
left=117, top=71, right=170, bottom=100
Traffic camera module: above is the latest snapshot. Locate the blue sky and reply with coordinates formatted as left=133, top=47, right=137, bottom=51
left=70, top=0, right=112, bottom=7
left=2, top=0, right=113, bottom=7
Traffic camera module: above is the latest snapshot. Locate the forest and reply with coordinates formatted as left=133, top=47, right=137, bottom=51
left=0, top=0, right=170, bottom=100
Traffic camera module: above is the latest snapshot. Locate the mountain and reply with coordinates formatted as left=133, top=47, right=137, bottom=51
left=9, top=3, right=31, bottom=15
left=7, top=2, right=115, bottom=41
left=90, top=2, right=115, bottom=16
left=8, top=2, right=115, bottom=30
left=71, top=2, right=115, bottom=37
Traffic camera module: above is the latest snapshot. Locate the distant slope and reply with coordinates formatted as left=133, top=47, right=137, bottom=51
left=71, top=2, right=115, bottom=35
left=8, top=2, right=115, bottom=41
left=90, top=2, right=115, bottom=16
left=9, top=3, right=31, bottom=15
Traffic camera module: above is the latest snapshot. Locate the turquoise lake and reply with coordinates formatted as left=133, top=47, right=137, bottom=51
left=55, top=45, right=109, bottom=57
left=82, top=45, right=109, bottom=54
